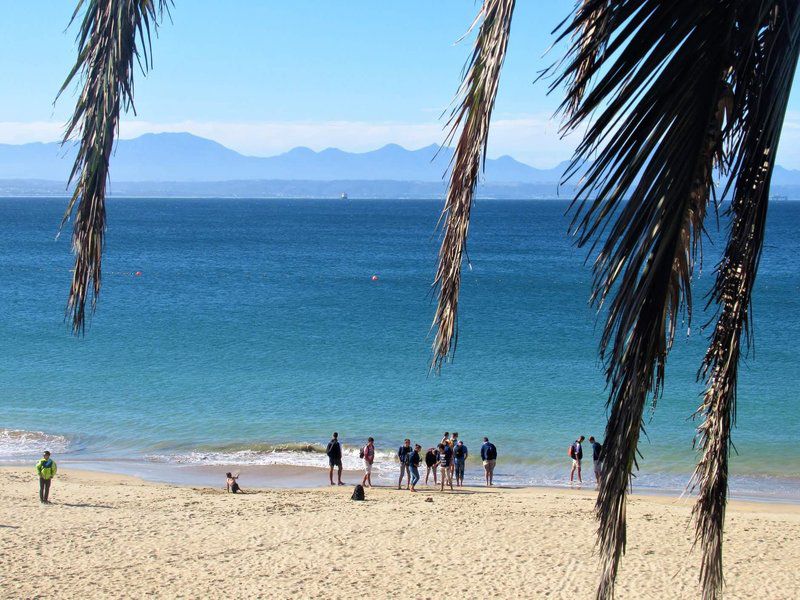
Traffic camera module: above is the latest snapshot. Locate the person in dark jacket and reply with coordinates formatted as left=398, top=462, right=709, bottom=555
left=480, top=437, right=497, bottom=486
left=397, top=438, right=412, bottom=490
left=453, top=440, right=468, bottom=487
left=409, top=444, right=422, bottom=492
left=326, top=432, right=344, bottom=486
left=424, top=447, right=439, bottom=486
left=589, top=436, right=603, bottom=487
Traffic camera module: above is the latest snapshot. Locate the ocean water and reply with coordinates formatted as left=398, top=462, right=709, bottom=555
left=1, top=197, right=798, bottom=499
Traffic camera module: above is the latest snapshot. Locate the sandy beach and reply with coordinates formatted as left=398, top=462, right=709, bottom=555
left=1, top=467, right=798, bottom=599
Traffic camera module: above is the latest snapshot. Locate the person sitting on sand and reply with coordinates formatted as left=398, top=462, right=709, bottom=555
left=454, top=440, right=468, bottom=487
left=438, top=443, right=453, bottom=492
left=409, top=444, right=422, bottom=492
left=326, top=432, right=344, bottom=486
left=35, top=450, right=57, bottom=504
left=361, top=437, right=375, bottom=488
left=569, top=436, right=585, bottom=484
left=225, top=472, right=244, bottom=493
left=397, top=438, right=412, bottom=490
left=480, top=437, right=497, bottom=487
left=424, top=447, right=438, bottom=485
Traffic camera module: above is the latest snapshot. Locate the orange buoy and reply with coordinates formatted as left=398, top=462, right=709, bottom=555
left=134, top=271, right=142, bottom=277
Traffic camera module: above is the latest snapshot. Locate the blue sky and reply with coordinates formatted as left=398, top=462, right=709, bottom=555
left=1, top=1, right=799, bottom=168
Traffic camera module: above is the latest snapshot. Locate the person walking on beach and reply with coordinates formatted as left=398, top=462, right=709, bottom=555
left=438, top=443, right=453, bottom=491
left=409, top=444, right=422, bottom=492
left=326, top=432, right=344, bottom=486
left=361, top=437, right=375, bottom=488
left=397, top=438, right=412, bottom=490
left=569, top=436, right=585, bottom=484
left=589, top=436, right=603, bottom=487
left=480, top=437, right=497, bottom=486
left=424, top=447, right=438, bottom=485
left=453, top=440, right=468, bottom=487
left=35, top=451, right=57, bottom=504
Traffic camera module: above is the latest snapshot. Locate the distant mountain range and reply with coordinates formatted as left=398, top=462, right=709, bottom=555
left=1, top=132, right=799, bottom=199
left=0, top=132, right=577, bottom=184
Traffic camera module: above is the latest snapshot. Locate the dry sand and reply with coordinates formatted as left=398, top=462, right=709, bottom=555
left=1, top=467, right=798, bottom=599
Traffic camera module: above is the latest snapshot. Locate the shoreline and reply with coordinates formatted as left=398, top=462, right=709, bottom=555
left=3, top=466, right=799, bottom=599
left=4, top=457, right=798, bottom=506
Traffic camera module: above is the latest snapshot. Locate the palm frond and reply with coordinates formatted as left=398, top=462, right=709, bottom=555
left=58, top=0, right=170, bottom=334
left=552, top=2, right=744, bottom=597
left=562, top=0, right=611, bottom=118
left=431, top=0, right=515, bottom=372
left=691, top=4, right=800, bottom=599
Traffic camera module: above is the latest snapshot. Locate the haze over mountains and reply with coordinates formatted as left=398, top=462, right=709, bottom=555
left=1, top=132, right=799, bottom=198
left=0, top=132, right=573, bottom=183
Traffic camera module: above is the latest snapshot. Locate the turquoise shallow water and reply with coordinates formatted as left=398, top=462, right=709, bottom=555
left=1, top=198, right=798, bottom=498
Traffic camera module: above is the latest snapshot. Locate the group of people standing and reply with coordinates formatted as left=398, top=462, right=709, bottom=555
left=326, top=431, right=498, bottom=492
left=325, top=431, right=497, bottom=492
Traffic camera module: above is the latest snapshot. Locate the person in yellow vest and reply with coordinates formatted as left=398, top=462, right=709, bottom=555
left=35, top=451, right=57, bottom=504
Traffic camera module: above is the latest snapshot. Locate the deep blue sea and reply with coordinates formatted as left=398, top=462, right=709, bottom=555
left=1, top=198, right=798, bottom=498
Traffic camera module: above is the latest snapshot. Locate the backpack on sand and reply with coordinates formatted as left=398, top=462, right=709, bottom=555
left=351, top=484, right=365, bottom=501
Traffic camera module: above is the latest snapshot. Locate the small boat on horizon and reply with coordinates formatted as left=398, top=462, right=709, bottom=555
left=340, top=192, right=348, bottom=200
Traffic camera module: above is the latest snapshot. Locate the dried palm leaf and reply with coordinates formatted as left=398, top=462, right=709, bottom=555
left=691, top=4, right=800, bottom=599
left=562, top=0, right=611, bottom=118
left=431, top=0, right=515, bottom=371
left=58, top=0, right=170, bottom=333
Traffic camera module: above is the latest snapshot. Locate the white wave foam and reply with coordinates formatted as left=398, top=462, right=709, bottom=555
left=146, top=445, right=399, bottom=474
left=0, top=429, right=72, bottom=458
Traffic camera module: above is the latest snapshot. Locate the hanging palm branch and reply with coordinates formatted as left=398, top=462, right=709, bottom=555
left=548, top=1, right=800, bottom=599
left=691, top=5, right=800, bottom=599
left=431, top=0, right=515, bottom=371
left=57, top=0, right=170, bottom=334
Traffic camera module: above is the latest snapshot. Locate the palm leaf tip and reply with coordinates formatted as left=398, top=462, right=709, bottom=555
left=60, top=0, right=170, bottom=334
left=431, top=0, right=515, bottom=371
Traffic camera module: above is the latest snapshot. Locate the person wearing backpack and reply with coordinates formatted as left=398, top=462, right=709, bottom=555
left=326, top=432, right=344, bottom=486
left=480, top=437, right=497, bottom=486
left=453, top=440, right=468, bottom=487
left=35, top=450, right=57, bottom=503
left=569, top=436, right=585, bottom=484
left=361, top=437, right=375, bottom=488
left=397, top=438, right=412, bottom=490
left=424, top=447, right=439, bottom=486
left=589, top=436, right=603, bottom=487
